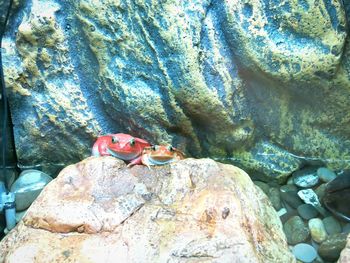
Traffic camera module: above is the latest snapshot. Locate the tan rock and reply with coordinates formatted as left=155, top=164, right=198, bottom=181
left=0, top=157, right=295, bottom=262
left=338, top=234, right=350, bottom=263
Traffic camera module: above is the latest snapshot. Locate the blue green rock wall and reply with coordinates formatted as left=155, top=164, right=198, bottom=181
left=1, top=0, right=350, bottom=181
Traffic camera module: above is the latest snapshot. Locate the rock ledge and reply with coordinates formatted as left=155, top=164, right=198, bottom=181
left=0, top=157, right=295, bottom=262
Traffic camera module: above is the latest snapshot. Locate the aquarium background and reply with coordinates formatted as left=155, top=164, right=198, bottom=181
left=0, top=0, right=350, bottom=182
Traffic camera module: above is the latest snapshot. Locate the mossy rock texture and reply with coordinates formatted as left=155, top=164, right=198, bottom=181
left=1, top=0, right=350, bottom=180
left=0, top=0, right=11, bottom=32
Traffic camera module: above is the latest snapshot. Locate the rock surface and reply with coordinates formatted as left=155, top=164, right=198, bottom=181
left=292, top=167, right=319, bottom=188
left=283, top=216, right=310, bottom=245
left=339, top=234, right=350, bottom=263
left=10, top=169, right=53, bottom=211
left=323, top=216, right=342, bottom=235
left=297, top=204, right=318, bottom=220
left=318, top=233, right=347, bottom=262
left=0, top=157, right=295, bottom=262
left=1, top=0, right=350, bottom=179
left=317, top=167, right=337, bottom=183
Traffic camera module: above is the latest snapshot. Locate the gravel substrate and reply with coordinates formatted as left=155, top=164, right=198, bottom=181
left=254, top=167, right=349, bottom=263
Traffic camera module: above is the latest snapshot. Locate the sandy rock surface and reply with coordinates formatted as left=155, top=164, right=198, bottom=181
left=0, top=157, right=295, bottom=262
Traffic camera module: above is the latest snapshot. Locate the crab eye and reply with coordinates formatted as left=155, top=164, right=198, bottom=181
left=129, top=138, right=135, bottom=146
left=112, top=136, right=118, bottom=143
left=151, top=145, right=156, bottom=151
left=168, top=145, right=174, bottom=152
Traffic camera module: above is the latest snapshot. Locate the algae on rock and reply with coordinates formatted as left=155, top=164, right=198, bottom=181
left=2, top=0, right=350, bottom=180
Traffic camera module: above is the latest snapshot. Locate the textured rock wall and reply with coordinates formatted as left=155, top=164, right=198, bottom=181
left=1, top=0, right=350, bottom=181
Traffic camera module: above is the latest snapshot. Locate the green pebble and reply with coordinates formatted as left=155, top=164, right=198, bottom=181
left=253, top=181, right=269, bottom=195
left=283, top=216, right=310, bottom=245
left=342, top=223, right=350, bottom=234
left=280, top=191, right=303, bottom=209
left=297, top=204, right=318, bottom=220
left=314, top=184, right=327, bottom=202
left=318, top=233, right=347, bottom=261
left=268, top=187, right=282, bottom=210
left=323, top=216, right=342, bottom=235
left=280, top=184, right=298, bottom=193
left=292, top=167, right=319, bottom=188
left=317, top=167, right=337, bottom=183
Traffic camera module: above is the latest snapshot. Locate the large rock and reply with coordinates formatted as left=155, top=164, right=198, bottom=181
left=0, top=157, right=295, bottom=262
left=339, top=234, right=350, bottom=263
left=2, top=0, right=350, bottom=180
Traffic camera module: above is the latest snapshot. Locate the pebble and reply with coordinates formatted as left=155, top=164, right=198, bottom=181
left=280, top=191, right=304, bottom=209
left=246, top=167, right=348, bottom=262
left=277, top=207, right=287, bottom=217
left=308, top=218, right=328, bottom=243
left=312, top=256, right=325, bottom=263
left=280, top=209, right=299, bottom=224
left=297, top=189, right=320, bottom=207
left=10, top=169, right=53, bottom=211
left=253, top=181, right=270, bottom=195
left=268, top=187, right=282, bottom=210
left=297, top=204, right=318, bottom=220
left=283, top=201, right=296, bottom=213
left=317, top=167, right=337, bottom=183
left=314, top=184, right=327, bottom=202
left=280, top=184, right=298, bottom=193
left=278, top=167, right=349, bottom=262
left=292, top=243, right=317, bottom=263
left=314, top=206, right=331, bottom=218
left=268, top=181, right=280, bottom=188
left=287, top=177, right=294, bottom=185
left=310, top=240, right=319, bottom=251
left=292, top=167, right=319, bottom=188
left=318, top=233, right=348, bottom=261
left=323, top=216, right=341, bottom=235
left=283, top=216, right=310, bottom=245
left=342, top=223, right=350, bottom=234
